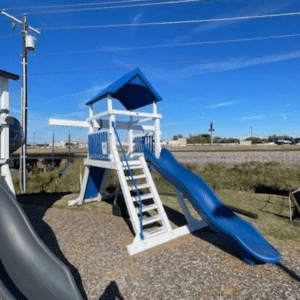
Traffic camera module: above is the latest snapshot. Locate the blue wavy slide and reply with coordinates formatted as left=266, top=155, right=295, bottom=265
left=0, top=177, right=84, bottom=300
left=144, top=148, right=281, bottom=265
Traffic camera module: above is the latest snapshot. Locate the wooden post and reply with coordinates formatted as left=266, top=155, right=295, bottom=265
left=153, top=102, right=161, bottom=157
left=0, top=77, right=9, bottom=161
left=0, top=77, right=14, bottom=193
left=88, top=104, right=94, bottom=134
left=128, top=116, right=133, bottom=154
left=107, top=96, right=116, bottom=160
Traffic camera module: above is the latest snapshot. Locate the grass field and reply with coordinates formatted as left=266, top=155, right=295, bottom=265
left=167, top=144, right=300, bottom=152
left=12, top=154, right=300, bottom=244
left=12, top=143, right=300, bottom=157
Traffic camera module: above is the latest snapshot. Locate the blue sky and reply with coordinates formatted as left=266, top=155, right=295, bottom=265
left=1, top=0, right=300, bottom=143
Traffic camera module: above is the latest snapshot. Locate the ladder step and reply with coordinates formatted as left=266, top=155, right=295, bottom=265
left=143, top=227, right=168, bottom=239
left=123, top=164, right=142, bottom=170
left=136, top=204, right=158, bottom=214
left=125, top=174, right=147, bottom=180
left=128, top=183, right=150, bottom=191
left=132, top=193, right=153, bottom=202
left=142, top=214, right=162, bottom=226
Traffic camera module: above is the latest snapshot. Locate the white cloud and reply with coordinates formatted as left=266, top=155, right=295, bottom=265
left=207, top=101, right=238, bottom=108
left=46, top=84, right=108, bottom=109
left=239, top=115, right=266, bottom=121
left=194, top=1, right=291, bottom=33
left=131, top=12, right=143, bottom=37
left=156, top=50, right=300, bottom=79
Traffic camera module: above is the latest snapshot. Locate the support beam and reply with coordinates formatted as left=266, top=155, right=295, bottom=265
left=88, top=104, right=94, bottom=134
left=153, top=102, right=161, bottom=157
left=86, top=109, right=162, bottom=123
left=49, top=119, right=90, bottom=128
left=0, top=77, right=10, bottom=166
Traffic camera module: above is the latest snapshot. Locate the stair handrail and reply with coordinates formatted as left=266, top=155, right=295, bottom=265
left=112, top=122, right=144, bottom=240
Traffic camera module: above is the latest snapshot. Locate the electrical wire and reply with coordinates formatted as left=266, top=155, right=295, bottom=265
left=35, top=32, right=300, bottom=56
left=27, top=0, right=203, bottom=15
left=3, top=0, right=150, bottom=11
left=40, top=10, right=300, bottom=30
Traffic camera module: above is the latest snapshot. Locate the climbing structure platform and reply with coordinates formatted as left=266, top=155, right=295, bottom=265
left=50, top=68, right=206, bottom=255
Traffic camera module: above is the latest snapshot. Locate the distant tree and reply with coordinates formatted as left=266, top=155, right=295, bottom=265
left=172, top=134, right=183, bottom=140
left=221, top=137, right=240, bottom=143
left=187, top=134, right=210, bottom=144
left=245, top=137, right=263, bottom=144
left=213, top=137, right=222, bottom=144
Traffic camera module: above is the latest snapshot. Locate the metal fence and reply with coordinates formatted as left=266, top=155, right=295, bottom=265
left=88, top=131, right=109, bottom=160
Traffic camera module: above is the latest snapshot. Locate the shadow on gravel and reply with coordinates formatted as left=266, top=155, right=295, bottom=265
left=3, top=193, right=88, bottom=300
left=276, top=262, right=300, bottom=283
left=163, top=205, right=243, bottom=262
left=16, top=191, right=72, bottom=209
left=99, top=281, right=125, bottom=300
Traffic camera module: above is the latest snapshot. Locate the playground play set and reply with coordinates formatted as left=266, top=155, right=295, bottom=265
left=0, top=68, right=281, bottom=299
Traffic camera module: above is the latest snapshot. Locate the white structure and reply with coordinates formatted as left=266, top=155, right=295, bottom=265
left=240, top=140, right=252, bottom=146
left=0, top=70, right=20, bottom=193
left=49, top=68, right=205, bottom=255
left=163, top=138, right=187, bottom=147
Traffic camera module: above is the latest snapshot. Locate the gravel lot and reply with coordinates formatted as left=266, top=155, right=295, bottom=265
left=23, top=201, right=300, bottom=300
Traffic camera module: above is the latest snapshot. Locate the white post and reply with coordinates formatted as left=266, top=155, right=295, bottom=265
left=0, top=77, right=14, bottom=193
left=128, top=116, right=134, bottom=155
left=153, top=102, right=161, bottom=157
left=88, top=104, right=94, bottom=134
left=0, top=77, right=9, bottom=161
left=107, top=96, right=116, bottom=160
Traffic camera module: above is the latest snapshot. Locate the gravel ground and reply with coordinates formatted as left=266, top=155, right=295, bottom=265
left=29, top=201, right=300, bottom=300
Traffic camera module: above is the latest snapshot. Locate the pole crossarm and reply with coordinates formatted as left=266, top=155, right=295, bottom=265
left=1, top=10, right=41, bottom=34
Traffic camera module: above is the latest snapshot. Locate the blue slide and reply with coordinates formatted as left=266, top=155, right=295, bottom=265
left=144, top=148, right=281, bottom=265
left=0, top=177, right=84, bottom=300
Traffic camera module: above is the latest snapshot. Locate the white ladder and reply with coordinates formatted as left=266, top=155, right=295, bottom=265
left=117, top=154, right=177, bottom=253
left=114, top=149, right=207, bottom=255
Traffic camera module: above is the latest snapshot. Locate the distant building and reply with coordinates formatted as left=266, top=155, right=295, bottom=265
left=60, top=140, right=88, bottom=148
left=27, top=142, right=50, bottom=148
left=240, top=140, right=252, bottom=146
left=163, top=138, right=187, bottom=147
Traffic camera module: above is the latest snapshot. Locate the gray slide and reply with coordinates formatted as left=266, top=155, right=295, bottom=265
left=0, top=177, right=84, bottom=300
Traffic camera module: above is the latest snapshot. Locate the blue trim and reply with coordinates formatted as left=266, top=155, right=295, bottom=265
left=135, top=135, right=153, bottom=153
left=84, top=167, right=106, bottom=200
left=88, top=131, right=109, bottom=160
left=112, top=122, right=144, bottom=240
left=85, top=68, right=162, bottom=111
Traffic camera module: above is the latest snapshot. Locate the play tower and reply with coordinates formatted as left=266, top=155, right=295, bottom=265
left=50, top=68, right=206, bottom=255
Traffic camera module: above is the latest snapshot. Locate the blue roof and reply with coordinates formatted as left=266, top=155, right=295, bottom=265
left=85, top=68, right=162, bottom=110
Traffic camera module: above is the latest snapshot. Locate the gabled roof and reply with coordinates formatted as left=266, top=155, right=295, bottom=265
left=86, top=68, right=162, bottom=110
left=0, top=69, right=20, bottom=81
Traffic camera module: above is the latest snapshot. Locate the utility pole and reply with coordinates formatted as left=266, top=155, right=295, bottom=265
left=2, top=10, right=41, bottom=193
left=208, top=121, right=215, bottom=146
left=33, top=132, right=36, bottom=148
left=52, top=130, right=55, bottom=169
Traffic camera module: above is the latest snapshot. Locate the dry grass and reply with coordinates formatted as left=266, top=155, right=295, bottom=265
left=166, top=144, right=300, bottom=152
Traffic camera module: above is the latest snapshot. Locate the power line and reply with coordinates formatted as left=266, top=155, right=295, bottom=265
left=3, top=0, right=150, bottom=11
left=28, top=50, right=300, bottom=77
left=28, top=59, right=207, bottom=76
left=35, top=32, right=300, bottom=57
left=40, top=10, right=300, bottom=30
left=28, top=0, right=203, bottom=15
